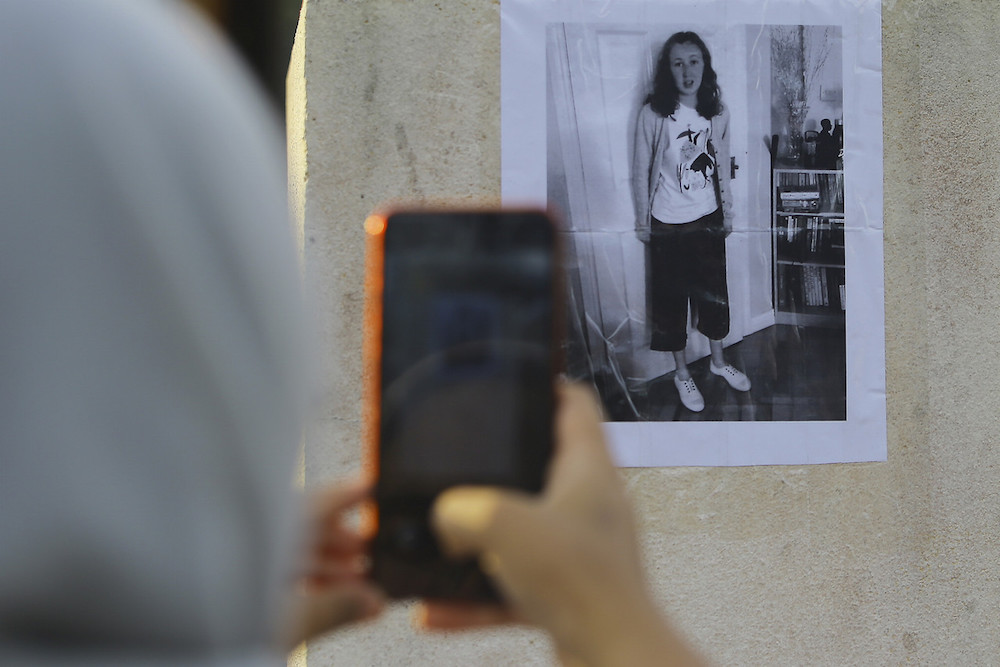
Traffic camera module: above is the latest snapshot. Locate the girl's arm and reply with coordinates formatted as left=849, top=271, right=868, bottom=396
left=713, top=108, right=734, bottom=233
left=632, top=105, right=656, bottom=242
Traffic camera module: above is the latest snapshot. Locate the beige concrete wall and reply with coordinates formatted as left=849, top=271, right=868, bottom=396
left=289, top=1, right=1000, bottom=664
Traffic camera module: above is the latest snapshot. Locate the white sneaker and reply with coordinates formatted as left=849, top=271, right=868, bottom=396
left=710, top=363, right=751, bottom=391
left=673, top=375, right=705, bottom=412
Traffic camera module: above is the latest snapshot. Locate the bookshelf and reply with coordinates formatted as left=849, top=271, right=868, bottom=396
left=772, top=167, right=845, bottom=327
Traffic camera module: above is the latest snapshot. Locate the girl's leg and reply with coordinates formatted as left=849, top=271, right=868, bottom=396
left=690, top=211, right=730, bottom=343
left=648, top=222, right=691, bottom=353
left=690, top=210, right=750, bottom=392
left=672, top=349, right=704, bottom=412
left=649, top=218, right=705, bottom=411
left=673, top=350, right=691, bottom=380
left=709, top=338, right=726, bottom=368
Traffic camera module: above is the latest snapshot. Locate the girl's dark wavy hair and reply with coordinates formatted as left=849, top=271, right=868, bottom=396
left=646, top=32, right=722, bottom=118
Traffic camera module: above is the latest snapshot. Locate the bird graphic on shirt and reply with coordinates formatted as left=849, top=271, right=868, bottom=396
left=676, top=127, right=715, bottom=191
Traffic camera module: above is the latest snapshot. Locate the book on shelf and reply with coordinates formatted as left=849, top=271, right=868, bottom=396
left=820, top=266, right=829, bottom=306
left=773, top=168, right=847, bottom=322
left=829, top=267, right=845, bottom=311
left=775, top=217, right=844, bottom=265
left=831, top=221, right=845, bottom=249
left=777, top=171, right=844, bottom=213
left=777, top=265, right=846, bottom=314
left=802, top=266, right=821, bottom=307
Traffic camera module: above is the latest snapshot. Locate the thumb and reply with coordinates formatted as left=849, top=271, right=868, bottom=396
left=431, top=486, right=537, bottom=560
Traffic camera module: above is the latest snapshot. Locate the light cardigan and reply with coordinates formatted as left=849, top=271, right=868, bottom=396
left=631, top=102, right=734, bottom=235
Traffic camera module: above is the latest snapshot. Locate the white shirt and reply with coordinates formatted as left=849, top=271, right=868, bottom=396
left=649, top=103, right=719, bottom=224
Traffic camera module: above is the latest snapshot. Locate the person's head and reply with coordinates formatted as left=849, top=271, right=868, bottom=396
left=821, top=118, right=832, bottom=132
left=647, top=31, right=721, bottom=119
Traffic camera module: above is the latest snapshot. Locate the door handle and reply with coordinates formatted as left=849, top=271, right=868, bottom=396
left=730, top=156, right=739, bottom=180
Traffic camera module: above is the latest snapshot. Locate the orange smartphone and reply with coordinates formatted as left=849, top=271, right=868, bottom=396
left=363, top=209, right=560, bottom=600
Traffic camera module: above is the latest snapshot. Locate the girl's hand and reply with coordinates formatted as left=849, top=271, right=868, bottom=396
left=722, top=203, right=734, bottom=237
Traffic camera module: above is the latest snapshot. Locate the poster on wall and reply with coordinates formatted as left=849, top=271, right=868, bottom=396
left=501, top=0, right=885, bottom=466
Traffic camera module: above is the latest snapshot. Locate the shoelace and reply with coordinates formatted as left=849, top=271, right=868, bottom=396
left=677, top=378, right=698, bottom=392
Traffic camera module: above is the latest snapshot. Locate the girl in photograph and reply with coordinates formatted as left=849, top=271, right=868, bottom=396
left=632, top=31, right=751, bottom=413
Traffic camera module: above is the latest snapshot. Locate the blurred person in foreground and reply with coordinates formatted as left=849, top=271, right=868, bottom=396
left=0, top=1, right=703, bottom=665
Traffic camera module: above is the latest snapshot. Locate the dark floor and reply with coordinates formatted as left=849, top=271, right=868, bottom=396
left=598, top=324, right=846, bottom=422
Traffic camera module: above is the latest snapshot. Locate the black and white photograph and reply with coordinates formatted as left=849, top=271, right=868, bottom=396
left=502, top=0, right=885, bottom=466
left=549, top=23, right=845, bottom=422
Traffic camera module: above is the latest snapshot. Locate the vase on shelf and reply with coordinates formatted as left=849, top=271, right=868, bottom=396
left=783, top=100, right=809, bottom=164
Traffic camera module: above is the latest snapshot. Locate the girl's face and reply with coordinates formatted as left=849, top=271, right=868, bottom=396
left=668, top=41, right=704, bottom=103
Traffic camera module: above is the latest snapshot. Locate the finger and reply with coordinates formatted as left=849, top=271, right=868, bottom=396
left=299, top=544, right=367, bottom=585
left=317, top=584, right=383, bottom=626
left=307, top=480, right=371, bottom=556
left=304, top=556, right=368, bottom=587
left=550, top=384, right=616, bottom=479
left=431, top=486, right=535, bottom=559
left=313, top=524, right=366, bottom=556
left=556, top=383, right=606, bottom=439
left=416, top=601, right=517, bottom=631
left=311, top=479, right=371, bottom=520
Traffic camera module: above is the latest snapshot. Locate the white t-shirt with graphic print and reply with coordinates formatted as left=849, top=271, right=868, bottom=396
left=649, top=102, right=719, bottom=224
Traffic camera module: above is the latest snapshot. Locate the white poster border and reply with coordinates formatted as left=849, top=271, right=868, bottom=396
left=501, top=0, right=886, bottom=467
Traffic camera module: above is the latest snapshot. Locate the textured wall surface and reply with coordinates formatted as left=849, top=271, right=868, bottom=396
left=289, top=1, right=1000, bottom=664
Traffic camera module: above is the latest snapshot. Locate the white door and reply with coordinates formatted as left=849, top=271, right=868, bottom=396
left=549, top=23, right=766, bottom=389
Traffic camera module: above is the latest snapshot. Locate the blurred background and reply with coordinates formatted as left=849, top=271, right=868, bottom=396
left=186, top=0, right=301, bottom=114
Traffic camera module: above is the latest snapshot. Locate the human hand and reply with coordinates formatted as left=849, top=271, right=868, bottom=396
left=722, top=206, right=734, bottom=238
left=424, top=384, right=705, bottom=666
left=636, top=228, right=651, bottom=243
left=283, top=480, right=384, bottom=648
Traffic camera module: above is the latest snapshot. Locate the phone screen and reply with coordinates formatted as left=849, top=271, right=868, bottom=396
left=379, top=211, right=555, bottom=496
left=371, top=211, right=557, bottom=600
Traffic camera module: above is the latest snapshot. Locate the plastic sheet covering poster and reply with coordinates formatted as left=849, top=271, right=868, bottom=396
left=501, top=0, right=885, bottom=466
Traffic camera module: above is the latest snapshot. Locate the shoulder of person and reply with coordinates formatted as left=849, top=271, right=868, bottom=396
left=636, top=103, right=663, bottom=134
left=711, top=105, right=731, bottom=133
left=638, top=103, right=658, bottom=121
